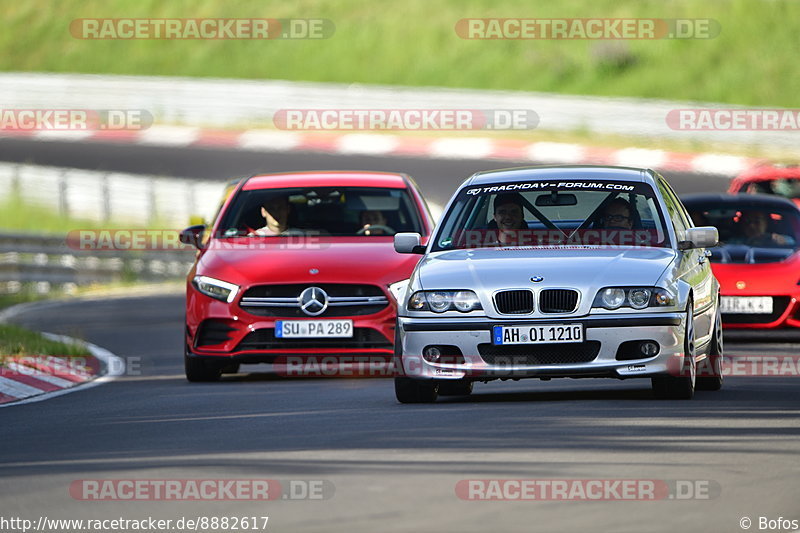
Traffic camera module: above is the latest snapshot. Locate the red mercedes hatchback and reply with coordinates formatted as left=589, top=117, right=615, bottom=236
left=180, top=171, right=434, bottom=381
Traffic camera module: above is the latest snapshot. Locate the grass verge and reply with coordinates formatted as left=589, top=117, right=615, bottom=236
left=0, top=323, right=89, bottom=359
left=0, top=0, right=796, bottom=107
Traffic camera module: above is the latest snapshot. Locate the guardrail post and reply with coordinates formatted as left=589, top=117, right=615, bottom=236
left=149, top=177, right=158, bottom=225
left=11, top=163, right=21, bottom=197
left=58, top=170, right=69, bottom=218
left=102, top=173, right=111, bottom=222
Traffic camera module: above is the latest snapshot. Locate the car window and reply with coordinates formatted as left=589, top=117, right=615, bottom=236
left=657, top=178, right=689, bottom=237
left=433, top=179, right=670, bottom=251
left=739, top=177, right=800, bottom=201
left=685, top=202, right=799, bottom=250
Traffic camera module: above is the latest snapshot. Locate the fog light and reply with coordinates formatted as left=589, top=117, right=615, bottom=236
left=423, top=346, right=442, bottom=362
left=640, top=341, right=659, bottom=357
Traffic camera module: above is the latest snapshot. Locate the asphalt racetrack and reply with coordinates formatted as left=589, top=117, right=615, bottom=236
left=1, top=138, right=798, bottom=533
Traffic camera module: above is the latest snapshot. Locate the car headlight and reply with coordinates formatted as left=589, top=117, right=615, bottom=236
left=193, top=275, right=240, bottom=303
left=600, top=288, right=626, bottom=309
left=407, top=290, right=482, bottom=313
left=593, top=287, right=674, bottom=310
left=453, top=290, right=481, bottom=312
left=388, top=279, right=410, bottom=302
left=628, top=288, right=651, bottom=309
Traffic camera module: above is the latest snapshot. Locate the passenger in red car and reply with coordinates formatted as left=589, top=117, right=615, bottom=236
left=250, top=196, right=290, bottom=236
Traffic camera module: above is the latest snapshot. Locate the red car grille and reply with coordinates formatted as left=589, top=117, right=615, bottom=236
left=239, top=284, right=389, bottom=317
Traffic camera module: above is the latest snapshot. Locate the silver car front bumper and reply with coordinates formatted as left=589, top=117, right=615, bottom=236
left=397, top=313, right=685, bottom=380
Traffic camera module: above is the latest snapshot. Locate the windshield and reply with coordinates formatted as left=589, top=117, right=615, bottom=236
left=685, top=202, right=800, bottom=263
left=216, top=187, right=423, bottom=238
left=433, top=179, right=670, bottom=251
left=740, top=177, right=800, bottom=200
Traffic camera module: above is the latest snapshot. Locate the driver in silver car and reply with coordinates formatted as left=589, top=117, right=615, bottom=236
left=491, top=192, right=528, bottom=245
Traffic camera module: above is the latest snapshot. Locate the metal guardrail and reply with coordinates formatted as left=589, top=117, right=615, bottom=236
left=0, top=162, right=219, bottom=294
left=0, top=72, right=795, bottom=149
left=0, top=232, right=195, bottom=294
left=0, top=162, right=224, bottom=227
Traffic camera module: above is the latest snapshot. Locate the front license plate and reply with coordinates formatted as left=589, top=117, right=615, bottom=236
left=275, top=320, right=353, bottom=338
left=493, top=324, right=584, bottom=345
left=720, top=296, right=773, bottom=315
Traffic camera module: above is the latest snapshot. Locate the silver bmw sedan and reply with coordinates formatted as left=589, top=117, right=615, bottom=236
left=393, top=165, right=723, bottom=403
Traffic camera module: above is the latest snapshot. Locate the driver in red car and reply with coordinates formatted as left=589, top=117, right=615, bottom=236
left=359, top=210, right=390, bottom=235
left=356, top=209, right=395, bottom=235
left=733, top=210, right=795, bottom=247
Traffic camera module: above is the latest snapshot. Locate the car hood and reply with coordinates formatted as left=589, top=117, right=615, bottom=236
left=418, top=246, right=676, bottom=293
left=197, top=237, right=420, bottom=287
left=711, top=251, right=800, bottom=295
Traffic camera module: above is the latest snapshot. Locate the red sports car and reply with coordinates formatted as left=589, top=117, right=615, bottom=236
left=681, top=193, right=800, bottom=329
left=729, top=165, right=800, bottom=208
left=180, top=171, right=435, bottom=381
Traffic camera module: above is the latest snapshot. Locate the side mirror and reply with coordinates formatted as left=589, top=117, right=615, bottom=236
left=394, top=232, right=426, bottom=254
left=179, top=224, right=207, bottom=249
left=678, top=226, right=719, bottom=250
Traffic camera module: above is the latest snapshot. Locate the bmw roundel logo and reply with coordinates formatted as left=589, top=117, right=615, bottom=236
left=530, top=276, right=544, bottom=283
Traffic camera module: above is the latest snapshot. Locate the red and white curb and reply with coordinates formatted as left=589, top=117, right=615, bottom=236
left=0, top=332, right=124, bottom=407
left=0, top=127, right=762, bottom=177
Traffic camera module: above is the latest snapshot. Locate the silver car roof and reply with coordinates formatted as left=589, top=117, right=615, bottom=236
left=463, top=165, right=655, bottom=188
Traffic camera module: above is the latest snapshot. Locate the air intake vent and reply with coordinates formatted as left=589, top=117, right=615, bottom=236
left=539, top=289, right=579, bottom=313
left=494, top=290, right=534, bottom=314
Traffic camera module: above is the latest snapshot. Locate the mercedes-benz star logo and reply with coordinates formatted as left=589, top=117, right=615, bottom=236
left=300, top=286, right=328, bottom=316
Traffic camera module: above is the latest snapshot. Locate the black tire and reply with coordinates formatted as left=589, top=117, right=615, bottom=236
left=697, top=303, right=724, bottom=391
left=395, top=377, right=439, bottom=403
left=438, top=379, right=473, bottom=396
left=184, top=352, right=222, bottom=382
left=652, top=303, right=696, bottom=400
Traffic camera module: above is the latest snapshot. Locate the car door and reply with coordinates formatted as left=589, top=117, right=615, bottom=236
left=657, top=178, right=715, bottom=346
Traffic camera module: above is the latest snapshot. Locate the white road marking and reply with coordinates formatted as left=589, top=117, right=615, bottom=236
left=336, top=134, right=399, bottom=155
left=6, top=362, right=75, bottom=388
left=527, top=142, right=586, bottom=164
left=137, top=125, right=200, bottom=146
left=0, top=376, right=45, bottom=398
left=614, top=147, right=667, bottom=168
left=237, top=129, right=302, bottom=151
left=428, top=138, right=494, bottom=159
